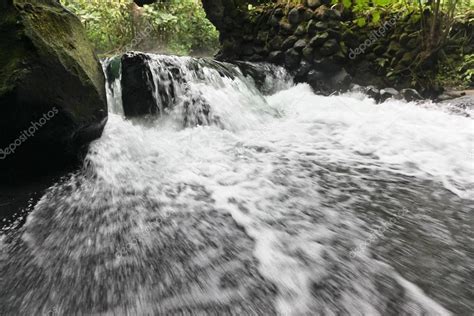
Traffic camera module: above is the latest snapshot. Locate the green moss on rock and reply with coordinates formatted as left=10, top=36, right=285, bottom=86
left=0, top=0, right=108, bottom=180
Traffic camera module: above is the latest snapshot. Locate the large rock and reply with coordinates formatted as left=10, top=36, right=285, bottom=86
left=120, top=52, right=158, bottom=117
left=0, top=0, right=107, bottom=180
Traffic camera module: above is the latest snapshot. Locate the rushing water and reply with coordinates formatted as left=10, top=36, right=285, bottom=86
left=1, top=54, right=473, bottom=315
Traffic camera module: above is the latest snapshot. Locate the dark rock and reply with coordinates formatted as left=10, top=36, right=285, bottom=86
left=0, top=0, right=107, bottom=180
left=307, top=70, right=326, bottom=87
left=303, top=9, right=314, bottom=21
left=270, top=15, right=281, bottom=27
left=256, top=31, right=269, bottom=45
left=121, top=53, right=158, bottom=117
left=307, top=20, right=318, bottom=35
left=274, top=8, right=284, bottom=18
left=269, top=51, right=284, bottom=64
left=242, top=44, right=255, bottom=56
left=327, top=28, right=342, bottom=40
left=248, top=54, right=264, bottom=62
left=313, top=56, right=342, bottom=72
left=279, top=21, right=294, bottom=35
left=320, top=39, right=339, bottom=56
left=308, top=68, right=351, bottom=95
left=326, top=9, right=342, bottom=20
left=285, top=48, right=301, bottom=70
left=309, top=32, right=329, bottom=47
left=306, top=0, right=321, bottom=9
left=201, top=0, right=237, bottom=30
left=400, top=88, right=422, bottom=102
left=332, top=51, right=346, bottom=64
left=269, top=36, right=284, bottom=50
left=302, top=46, right=314, bottom=60
left=330, top=68, right=352, bottom=91
left=295, top=61, right=312, bottom=81
left=315, top=21, right=328, bottom=30
left=281, top=35, right=299, bottom=50
left=294, top=24, right=307, bottom=36
left=380, top=88, right=399, bottom=102
left=293, top=39, right=308, bottom=51
left=365, top=86, right=382, bottom=102
left=288, top=8, right=304, bottom=25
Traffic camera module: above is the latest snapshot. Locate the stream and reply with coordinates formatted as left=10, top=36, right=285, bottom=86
left=1, top=54, right=472, bottom=315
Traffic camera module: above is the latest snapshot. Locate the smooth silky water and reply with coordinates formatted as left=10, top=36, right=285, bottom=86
left=1, top=54, right=472, bottom=315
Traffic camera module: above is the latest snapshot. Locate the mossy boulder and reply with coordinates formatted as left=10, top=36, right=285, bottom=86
left=0, top=0, right=107, bottom=180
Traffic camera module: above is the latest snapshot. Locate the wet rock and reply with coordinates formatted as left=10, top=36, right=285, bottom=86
left=285, top=48, right=301, bottom=70
left=380, top=88, right=399, bottom=102
left=295, top=24, right=307, bottom=36
left=303, top=9, right=314, bottom=21
left=400, top=88, right=422, bottom=102
left=302, top=46, right=315, bottom=60
left=330, top=68, right=352, bottom=91
left=288, top=8, right=304, bottom=25
left=320, top=39, right=339, bottom=56
left=365, top=86, right=382, bottom=102
left=315, top=21, right=328, bottom=30
left=0, top=0, right=107, bottom=180
left=269, top=51, right=284, bottom=64
left=313, top=56, right=342, bottom=72
left=295, top=61, right=312, bottom=81
left=270, top=15, right=281, bottom=27
left=308, top=68, right=351, bottom=95
left=307, top=20, right=319, bottom=35
left=281, top=35, right=299, bottom=50
left=279, top=21, right=294, bottom=35
left=310, top=32, right=329, bottom=47
left=306, top=0, right=321, bottom=9
left=242, top=44, right=255, bottom=56
left=307, top=70, right=326, bottom=87
left=274, top=8, right=284, bottom=18
left=269, top=36, right=284, bottom=50
left=121, top=53, right=158, bottom=117
left=293, top=39, right=308, bottom=51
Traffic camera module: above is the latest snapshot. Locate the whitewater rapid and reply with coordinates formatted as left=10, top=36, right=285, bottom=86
left=1, top=55, right=472, bottom=315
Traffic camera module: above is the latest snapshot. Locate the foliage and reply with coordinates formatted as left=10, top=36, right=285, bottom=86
left=142, top=0, right=220, bottom=56
left=60, top=0, right=219, bottom=56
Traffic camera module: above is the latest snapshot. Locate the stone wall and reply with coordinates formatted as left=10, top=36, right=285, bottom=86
left=206, top=0, right=473, bottom=98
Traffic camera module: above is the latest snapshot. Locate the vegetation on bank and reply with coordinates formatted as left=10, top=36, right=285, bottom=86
left=250, top=0, right=473, bottom=88
left=60, top=0, right=220, bottom=56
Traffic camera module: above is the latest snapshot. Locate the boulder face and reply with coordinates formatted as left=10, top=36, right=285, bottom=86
left=121, top=52, right=158, bottom=117
left=0, top=0, right=107, bottom=181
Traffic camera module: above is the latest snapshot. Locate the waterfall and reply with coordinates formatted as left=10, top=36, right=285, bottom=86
left=103, top=53, right=293, bottom=130
left=1, top=54, right=472, bottom=315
